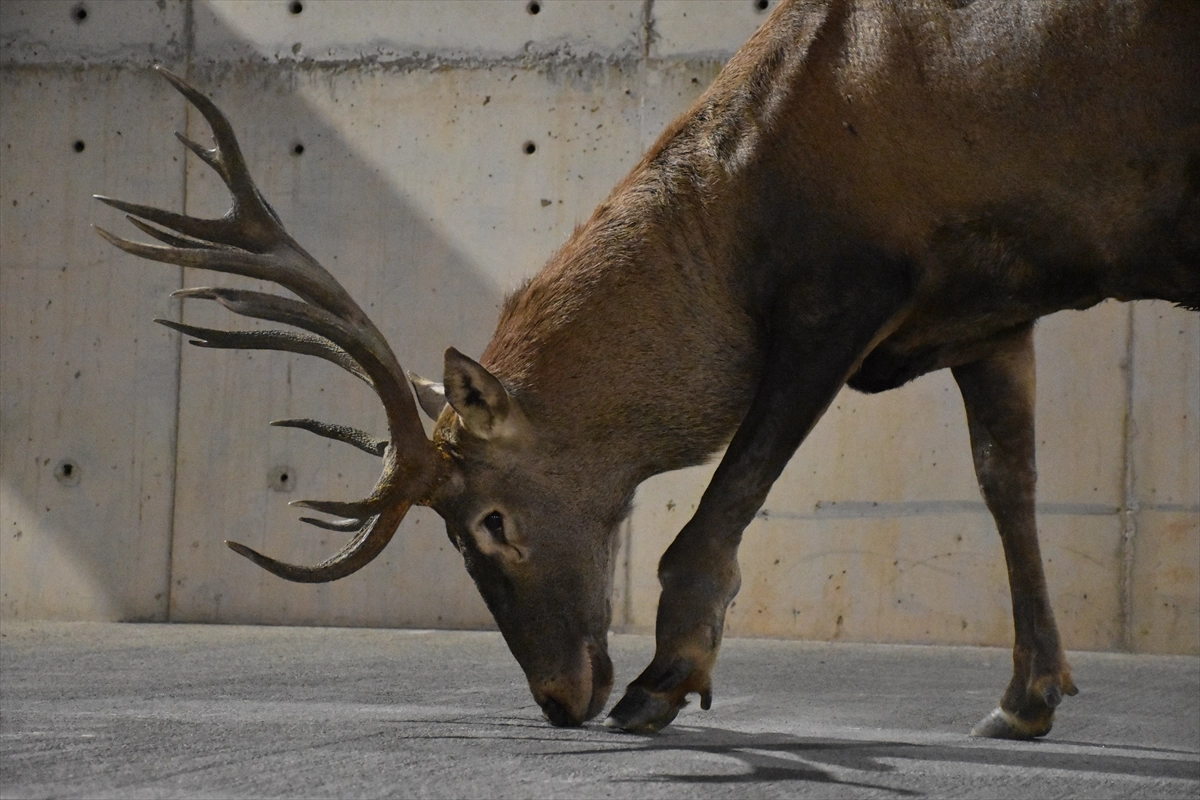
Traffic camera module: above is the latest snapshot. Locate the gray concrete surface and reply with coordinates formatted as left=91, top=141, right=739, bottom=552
left=1, top=622, right=1197, bottom=799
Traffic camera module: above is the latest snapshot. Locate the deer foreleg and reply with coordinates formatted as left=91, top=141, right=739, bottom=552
left=952, top=325, right=1077, bottom=739
left=607, top=294, right=904, bottom=733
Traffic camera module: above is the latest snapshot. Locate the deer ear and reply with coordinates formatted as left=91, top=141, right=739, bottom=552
left=443, top=347, right=514, bottom=439
left=407, top=372, right=447, bottom=421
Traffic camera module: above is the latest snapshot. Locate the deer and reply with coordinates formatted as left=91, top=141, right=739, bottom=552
left=95, top=0, right=1198, bottom=739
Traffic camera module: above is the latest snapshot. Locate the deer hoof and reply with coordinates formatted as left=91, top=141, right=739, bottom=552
left=970, top=706, right=1052, bottom=739
left=604, top=685, right=686, bottom=734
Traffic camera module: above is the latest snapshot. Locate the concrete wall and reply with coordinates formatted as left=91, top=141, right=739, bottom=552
left=2, top=0, right=1196, bottom=654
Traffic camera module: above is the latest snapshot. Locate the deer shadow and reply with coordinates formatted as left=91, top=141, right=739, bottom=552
left=407, top=716, right=1199, bottom=794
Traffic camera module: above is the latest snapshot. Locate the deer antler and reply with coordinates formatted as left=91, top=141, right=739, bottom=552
left=95, top=66, right=445, bottom=583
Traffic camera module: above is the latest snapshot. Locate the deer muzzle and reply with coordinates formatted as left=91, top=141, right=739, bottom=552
left=531, top=639, right=614, bottom=727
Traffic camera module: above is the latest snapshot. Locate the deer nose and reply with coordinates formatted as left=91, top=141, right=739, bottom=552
left=533, top=641, right=613, bottom=726
left=538, top=695, right=579, bottom=728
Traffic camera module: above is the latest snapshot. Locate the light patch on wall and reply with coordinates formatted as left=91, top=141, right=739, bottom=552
left=0, top=484, right=119, bottom=621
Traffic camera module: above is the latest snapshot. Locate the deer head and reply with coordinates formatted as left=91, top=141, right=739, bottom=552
left=419, top=349, right=627, bottom=725
left=96, top=68, right=620, bottom=726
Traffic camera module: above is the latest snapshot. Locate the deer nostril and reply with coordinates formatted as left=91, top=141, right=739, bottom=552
left=539, top=696, right=580, bottom=728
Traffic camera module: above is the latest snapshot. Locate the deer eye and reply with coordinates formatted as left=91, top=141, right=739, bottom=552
left=481, top=511, right=507, bottom=544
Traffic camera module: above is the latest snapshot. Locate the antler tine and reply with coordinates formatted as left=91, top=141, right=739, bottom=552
left=226, top=501, right=412, bottom=584
left=165, top=286, right=428, bottom=454
left=126, top=214, right=218, bottom=250
left=96, top=67, right=447, bottom=583
left=271, top=419, right=388, bottom=457
left=153, top=66, right=285, bottom=248
left=98, top=67, right=362, bottom=323
left=153, top=320, right=372, bottom=385
left=299, top=516, right=368, bottom=533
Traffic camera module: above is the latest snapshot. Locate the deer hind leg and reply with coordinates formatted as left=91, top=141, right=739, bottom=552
left=952, top=324, right=1078, bottom=739
left=606, top=290, right=908, bottom=734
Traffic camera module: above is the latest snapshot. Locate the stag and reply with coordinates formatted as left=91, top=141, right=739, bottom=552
left=97, top=0, right=1198, bottom=738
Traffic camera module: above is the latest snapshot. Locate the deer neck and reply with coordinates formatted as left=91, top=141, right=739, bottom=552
left=482, top=152, right=786, bottom=482
left=478, top=4, right=841, bottom=481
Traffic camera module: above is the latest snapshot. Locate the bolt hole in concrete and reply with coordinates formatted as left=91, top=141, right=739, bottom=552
left=73, top=140, right=85, bottom=153
left=755, top=0, right=771, bottom=11
left=292, top=142, right=305, bottom=156
left=71, top=3, right=87, bottom=23
left=526, top=0, right=541, bottom=15
left=268, top=466, right=295, bottom=493
left=523, top=141, right=537, bottom=155
left=289, top=0, right=303, bottom=15
left=54, top=460, right=81, bottom=487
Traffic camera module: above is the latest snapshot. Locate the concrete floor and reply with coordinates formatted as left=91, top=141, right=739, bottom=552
left=1, top=622, right=1197, bottom=799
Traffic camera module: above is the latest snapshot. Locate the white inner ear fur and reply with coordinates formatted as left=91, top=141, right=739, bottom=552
left=443, top=347, right=527, bottom=440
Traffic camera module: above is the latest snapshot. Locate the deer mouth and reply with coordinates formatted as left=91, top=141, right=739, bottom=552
left=535, top=640, right=614, bottom=727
